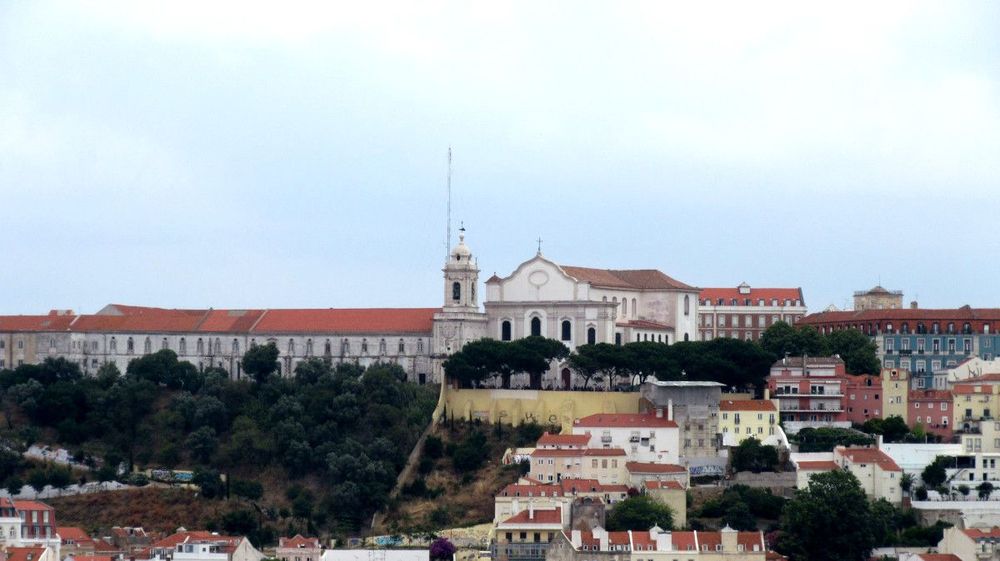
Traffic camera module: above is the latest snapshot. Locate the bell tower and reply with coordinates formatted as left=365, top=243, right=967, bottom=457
left=443, top=226, right=479, bottom=311
left=432, top=226, right=487, bottom=380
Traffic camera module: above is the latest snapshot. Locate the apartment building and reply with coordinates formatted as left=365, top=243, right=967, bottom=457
left=571, top=413, right=680, bottom=465
left=718, top=400, right=778, bottom=445
left=697, top=284, right=806, bottom=342
left=766, top=357, right=849, bottom=432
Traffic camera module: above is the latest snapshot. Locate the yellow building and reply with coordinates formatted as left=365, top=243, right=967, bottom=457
left=881, top=368, right=909, bottom=420
left=718, top=400, right=778, bottom=445
left=953, top=378, right=1000, bottom=431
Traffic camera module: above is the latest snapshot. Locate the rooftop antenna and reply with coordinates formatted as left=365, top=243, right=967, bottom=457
left=446, top=146, right=452, bottom=257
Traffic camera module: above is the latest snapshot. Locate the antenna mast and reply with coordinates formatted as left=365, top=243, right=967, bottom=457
left=446, top=146, right=452, bottom=257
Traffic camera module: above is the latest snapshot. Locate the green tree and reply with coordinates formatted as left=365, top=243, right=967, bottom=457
left=826, top=329, right=880, bottom=375
left=900, top=473, right=914, bottom=496
left=958, top=484, right=970, bottom=498
left=606, top=495, right=674, bottom=531
left=241, top=342, right=280, bottom=384
left=512, top=337, right=569, bottom=389
left=921, top=456, right=951, bottom=489
left=186, top=426, right=218, bottom=463
left=977, top=481, right=994, bottom=500
left=730, top=438, right=779, bottom=473
left=778, top=470, right=877, bottom=561
left=723, top=501, right=757, bottom=531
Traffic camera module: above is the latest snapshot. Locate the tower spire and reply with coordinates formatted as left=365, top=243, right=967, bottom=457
left=446, top=146, right=452, bottom=258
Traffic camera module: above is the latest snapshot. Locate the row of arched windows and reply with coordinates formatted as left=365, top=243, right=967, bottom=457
left=99, top=336, right=425, bottom=357
left=501, top=318, right=597, bottom=345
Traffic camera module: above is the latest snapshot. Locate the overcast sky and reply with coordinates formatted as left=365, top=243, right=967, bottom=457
left=2, top=2, right=999, bottom=315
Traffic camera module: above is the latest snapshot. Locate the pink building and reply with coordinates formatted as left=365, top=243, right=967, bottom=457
left=845, top=374, right=882, bottom=425
left=766, top=357, right=849, bottom=427
left=908, top=390, right=953, bottom=440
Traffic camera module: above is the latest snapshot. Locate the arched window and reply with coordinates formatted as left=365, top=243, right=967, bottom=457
left=947, top=322, right=955, bottom=334
left=179, top=338, right=186, bottom=355
left=632, top=298, right=637, bottom=318
left=379, top=338, right=387, bottom=355
left=214, top=338, right=221, bottom=354
left=288, top=339, right=296, bottom=355
left=587, top=327, right=596, bottom=345
left=143, top=337, right=151, bottom=354
left=623, top=299, right=628, bottom=317
left=963, top=322, right=972, bottom=334
left=684, top=295, right=690, bottom=316
left=197, top=338, right=204, bottom=354
left=932, top=322, right=940, bottom=334
left=561, top=320, right=571, bottom=341
left=501, top=320, right=512, bottom=341
left=530, top=317, right=542, bottom=337
left=901, top=322, right=910, bottom=334
left=110, top=337, right=117, bottom=354
left=127, top=337, right=134, bottom=354
left=452, top=281, right=461, bottom=301
left=341, top=339, right=350, bottom=355
left=232, top=339, right=239, bottom=355
left=162, top=337, right=169, bottom=350
left=361, top=338, right=368, bottom=353
left=417, top=338, right=424, bottom=352
left=398, top=339, right=405, bottom=353
left=325, top=339, right=332, bottom=355
left=306, top=339, right=313, bottom=356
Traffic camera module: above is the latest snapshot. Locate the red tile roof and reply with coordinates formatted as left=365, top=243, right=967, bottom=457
left=4, top=547, right=47, bottom=561
left=559, top=266, right=696, bottom=291
left=196, top=309, right=267, bottom=332
left=583, top=448, right=627, bottom=457
left=499, top=507, right=563, bottom=526
left=250, top=308, right=437, bottom=334
left=953, top=383, right=999, bottom=395
left=626, top=462, right=687, bottom=474
left=670, top=531, right=697, bottom=551
left=574, top=413, right=678, bottom=429
left=73, top=556, right=112, bottom=561
left=0, top=314, right=77, bottom=332
left=559, top=479, right=629, bottom=494
left=152, top=531, right=239, bottom=549
left=700, top=287, right=804, bottom=306
left=963, top=527, right=1000, bottom=540
left=720, top=399, right=776, bottom=412
left=536, top=433, right=590, bottom=447
left=497, top=483, right=562, bottom=497
left=836, top=447, right=902, bottom=472
left=12, top=500, right=54, bottom=511
left=530, top=447, right=627, bottom=457
left=277, top=535, right=320, bottom=548
left=796, top=461, right=839, bottom=471
left=58, top=526, right=94, bottom=544
left=917, top=555, right=963, bottom=561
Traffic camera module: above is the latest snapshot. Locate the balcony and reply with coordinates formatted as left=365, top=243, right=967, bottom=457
left=782, top=407, right=844, bottom=413
left=899, top=349, right=912, bottom=356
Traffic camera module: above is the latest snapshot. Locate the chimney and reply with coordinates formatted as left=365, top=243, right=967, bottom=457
left=594, top=526, right=608, bottom=551
left=667, top=400, right=674, bottom=421
left=720, top=526, right=738, bottom=552
left=655, top=530, right=672, bottom=551
left=512, top=498, right=520, bottom=515
left=655, top=407, right=663, bottom=419
left=570, top=530, right=582, bottom=548
left=528, top=500, right=534, bottom=520
left=910, top=301, right=918, bottom=309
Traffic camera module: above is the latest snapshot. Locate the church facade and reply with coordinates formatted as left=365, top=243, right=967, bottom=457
left=0, top=234, right=700, bottom=386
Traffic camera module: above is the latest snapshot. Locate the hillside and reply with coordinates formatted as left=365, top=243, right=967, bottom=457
left=0, top=352, right=438, bottom=541
left=381, top=421, right=553, bottom=535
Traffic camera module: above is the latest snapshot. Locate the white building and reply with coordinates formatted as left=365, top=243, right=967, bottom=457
left=570, top=413, right=680, bottom=465
left=0, top=499, right=61, bottom=559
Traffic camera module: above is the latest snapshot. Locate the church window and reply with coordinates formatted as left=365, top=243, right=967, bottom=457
left=561, top=320, right=571, bottom=341
left=362, top=339, right=368, bottom=353
left=636, top=334, right=641, bottom=342
left=622, top=299, right=628, bottom=317
left=452, top=282, right=461, bottom=301
left=501, top=321, right=512, bottom=341
left=288, top=339, right=296, bottom=355
left=144, top=337, right=152, bottom=354
left=341, top=339, right=350, bottom=355
left=306, top=338, right=313, bottom=356
left=632, top=298, right=637, bottom=319
left=530, top=317, right=542, bottom=337
left=127, top=337, right=134, bottom=354
left=684, top=333, right=689, bottom=342
left=684, top=295, right=690, bottom=316
left=398, top=339, right=405, bottom=353
left=615, top=333, right=622, bottom=346
left=197, top=338, right=204, bottom=354
left=325, top=339, right=332, bottom=355
left=379, top=338, right=387, bottom=355
left=231, top=339, right=239, bottom=354
left=179, top=338, right=186, bottom=355
left=214, top=338, right=222, bottom=354
left=162, top=337, right=169, bottom=350
left=587, top=327, right=596, bottom=345
left=110, top=337, right=117, bottom=354
left=417, top=339, right=424, bottom=352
